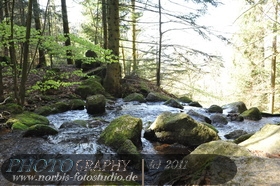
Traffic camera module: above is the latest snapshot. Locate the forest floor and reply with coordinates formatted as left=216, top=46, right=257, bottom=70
left=1, top=64, right=174, bottom=111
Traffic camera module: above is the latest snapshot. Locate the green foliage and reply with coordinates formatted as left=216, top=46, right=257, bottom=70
left=29, top=69, right=83, bottom=94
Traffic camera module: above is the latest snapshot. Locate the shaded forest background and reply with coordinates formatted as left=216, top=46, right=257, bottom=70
left=0, top=0, right=280, bottom=113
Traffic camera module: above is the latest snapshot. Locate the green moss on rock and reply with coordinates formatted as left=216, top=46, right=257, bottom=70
left=0, top=103, right=23, bottom=114
left=75, top=78, right=106, bottom=99
left=12, top=121, right=29, bottom=130
left=34, top=106, right=53, bottom=116
left=68, top=99, right=85, bottom=110
left=240, top=107, right=262, bottom=121
left=123, top=93, right=146, bottom=102
left=99, top=115, right=143, bottom=148
left=149, top=112, right=220, bottom=146
left=23, top=124, right=58, bottom=137
left=14, top=112, right=49, bottom=127
left=178, top=96, right=192, bottom=103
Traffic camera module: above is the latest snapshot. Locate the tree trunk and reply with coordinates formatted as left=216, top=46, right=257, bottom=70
left=19, top=0, right=33, bottom=105
left=101, top=0, right=108, bottom=49
left=7, top=0, right=19, bottom=103
left=33, top=0, right=46, bottom=68
left=131, top=0, right=137, bottom=73
left=270, top=2, right=278, bottom=113
left=61, top=0, right=73, bottom=64
left=103, top=0, right=122, bottom=97
left=156, top=0, right=162, bottom=87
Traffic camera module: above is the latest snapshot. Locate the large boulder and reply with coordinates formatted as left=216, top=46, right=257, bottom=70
left=210, top=113, right=228, bottom=126
left=6, top=112, right=49, bottom=130
left=188, top=140, right=252, bottom=156
left=222, top=101, right=247, bottom=114
left=123, top=93, right=146, bottom=102
left=5, top=112, right=57, bottom=137
left=186, top=109, right=211, bottom=124
left=149, top=112, right=220, bottom=146
left=208, top=104, right=223, bottom=113
left=23, top=124, right=58, bottom=137
left=86, top=94, right=106, bottom=114
left=99, top=115, right=142, bottom=148
left=75, top=78, right=106, bottom=99
left=163, top=98, right=184, bottom=109
left=99, top=115, right=143, bottom=166
left=240, top=107, right=262, bottom=121
left=178, top=96, right=192, bottom=103
left=239, top=124, right=280, bottom=154
left=224, top=130, right=248, bottom=139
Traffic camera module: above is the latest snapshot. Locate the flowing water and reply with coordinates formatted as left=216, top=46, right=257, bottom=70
left=45, top=99, right=280, bottom=154
left=1, top=99, right=280, bottom=185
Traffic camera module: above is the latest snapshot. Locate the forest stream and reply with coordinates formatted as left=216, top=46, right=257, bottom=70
left=1, top=99, right=280, bottom=185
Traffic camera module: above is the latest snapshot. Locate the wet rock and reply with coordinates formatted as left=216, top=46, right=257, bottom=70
left=156, top=141, right=251, bottom=185
left=187, top=109, right=211, bottom=124
left=123, top=93, right=146, bottom=102
left=86, top=94, right=106, bottom=114
left=234, top=133, right=254, bottom=144
left=149, top=112, right=220, bottom=146
left=226, top=113, right=244, bottom=122
left=146, top=92, right=170, bottom=102
left=208, top=104, right=223, bottom=113
left=6, top=112, right=49, bottom=130
left=239, top=124, right=280, bottom=154
left=59, top=120, right=87, bottom=129
left=210, top=113, right=228, bottom=126
left=34, top=106, right=53, bottom=116
left=23, top=124, right=58, bottom=137
left=222, top=101, right=247, bottom=114
left=224, top=130, right=248, bottom=139
left=240, top=107, right=262, bottom=121
left=143, top=129, right=157, bottom=141
left=99, top=115, right=143, bottom=149
left=163, top=98, right=184, bottom=109
left=188, top=101, right=202, bottom=108
left=53, top=102, right=71, bottom=113
left=99, top=115, right=143, bottom=166
left=191, top=140, right=251, bottom=156
left=75, top=78, right=106, bottom=99
left=68, top=99, right=85, bottom=110
left=178, top=96, right=192, bottom=103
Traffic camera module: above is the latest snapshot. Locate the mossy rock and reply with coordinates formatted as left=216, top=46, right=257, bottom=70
left=0, top=103, right=23, bottom=114
left=116, top=139, right=143, bottom=167
left=240, top=107, right=262, bottom=121
left=208, top=104, right=223, bottom=113
left=189, top=140, right=251, bottom=157
left=234, top=133, right=254, bottom=144
left=53, top=102, right=71, bottom=113
left=86, top=94, right=106, bottom=114
left=12, top=112, right=49, bottom=127
left=60, top=120, right=88, bottom=129
left=11, top=121, right=29, bottom=130
left=34, top=106, right=53, bottom=116
left=23, top=124, right=58, bottom=137
left=188, top=101, right=202, bottom=108
left=146, top=92, right=170, bottom=102
left=164, top=98, right=184, bottom=109
left=68, top=99, right=85, bottom=110
left=75, top=78, right=106, bottom=99
left=202, top=122, right=219, bottom=133
left=149, top=112, right=220, bottom=146
left=222, top=101, right=247, bottom=114
left=178, top=96, right=192, bottom=103
left=123, top=93, right=146, bottom=102
left=99, top=115, right=143, bottom=149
